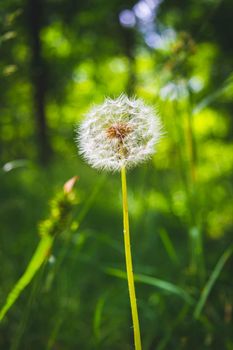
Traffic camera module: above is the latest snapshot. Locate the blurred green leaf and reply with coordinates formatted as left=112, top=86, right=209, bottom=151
left=2, top=159, right=29, bottom=172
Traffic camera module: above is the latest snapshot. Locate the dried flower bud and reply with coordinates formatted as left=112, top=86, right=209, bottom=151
left=76, top=95, right=162, bottom=172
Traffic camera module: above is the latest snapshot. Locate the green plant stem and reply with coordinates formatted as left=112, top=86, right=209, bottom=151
left=121, top=166, right=142, bottom=350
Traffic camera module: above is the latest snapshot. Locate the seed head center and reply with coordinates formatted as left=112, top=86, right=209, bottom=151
left=106, top=123, right=132, bottom=141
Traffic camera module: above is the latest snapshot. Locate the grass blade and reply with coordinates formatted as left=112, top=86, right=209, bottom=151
left=194, top=245, right=233, bottom=319
left=106, top=267, right=194, bottom=304
left=93, top=294, right=107, bottom=343
left=192, top=75, right=233, bottom=115
left=0, top=235, right=53, bottom=321
left=159, top=229, right=178, bottom=264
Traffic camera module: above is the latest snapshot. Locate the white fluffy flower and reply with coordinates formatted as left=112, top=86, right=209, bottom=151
left=76, top=95, right=162, bottom=172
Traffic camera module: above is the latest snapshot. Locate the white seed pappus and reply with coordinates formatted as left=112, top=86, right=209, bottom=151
left=76, top=95, right=162, bottom=172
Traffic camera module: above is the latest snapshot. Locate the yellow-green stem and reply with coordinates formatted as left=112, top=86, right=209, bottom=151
left=121, top=166, right=142, bottom=350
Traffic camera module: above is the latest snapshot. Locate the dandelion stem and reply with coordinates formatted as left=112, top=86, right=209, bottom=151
left=121, top=166, right=142, bottom=350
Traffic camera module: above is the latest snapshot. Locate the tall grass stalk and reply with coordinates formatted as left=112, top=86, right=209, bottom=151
left=186, top=94, right=205, bottom=281
left=121, top=166, right=142, bottom=350
left=172, top=96, right=205, bottom=281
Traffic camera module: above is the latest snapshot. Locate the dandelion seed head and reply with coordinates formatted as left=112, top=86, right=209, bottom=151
left=76, top=94, right=162, bottom=172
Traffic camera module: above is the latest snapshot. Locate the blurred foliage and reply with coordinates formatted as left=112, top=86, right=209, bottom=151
left=0, top=0, right=233, bottom=349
